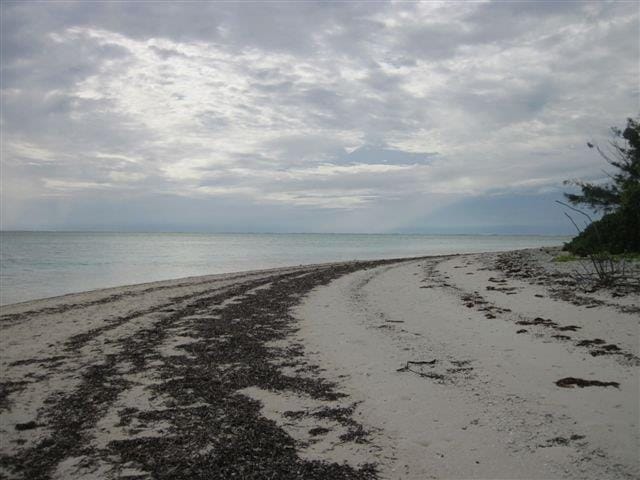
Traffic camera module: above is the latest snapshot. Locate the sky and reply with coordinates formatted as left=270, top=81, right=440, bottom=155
left=1, top=1, right=638, bottom=234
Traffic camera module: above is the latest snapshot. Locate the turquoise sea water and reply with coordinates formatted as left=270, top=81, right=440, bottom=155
left=0, top=232, right=569, bottom=306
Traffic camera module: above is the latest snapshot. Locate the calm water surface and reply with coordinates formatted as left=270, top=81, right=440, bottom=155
left=0, top=232, right=568, bottom=305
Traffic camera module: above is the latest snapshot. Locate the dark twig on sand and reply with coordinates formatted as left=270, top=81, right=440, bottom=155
left=397, top=360, right=444, bottom=381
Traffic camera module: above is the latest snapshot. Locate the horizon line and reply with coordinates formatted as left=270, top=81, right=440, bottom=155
left=0, top=229, right=572, bottom=237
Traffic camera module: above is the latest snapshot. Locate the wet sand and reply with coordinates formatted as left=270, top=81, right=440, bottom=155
left=1, top=249, right=638, bottom=479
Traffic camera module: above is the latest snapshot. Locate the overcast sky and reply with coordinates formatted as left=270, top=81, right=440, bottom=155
left=1, top=1, right=638, bottom=233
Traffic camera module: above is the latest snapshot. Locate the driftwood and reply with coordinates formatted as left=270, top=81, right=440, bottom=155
left=397, top=360, right=444, bottom=381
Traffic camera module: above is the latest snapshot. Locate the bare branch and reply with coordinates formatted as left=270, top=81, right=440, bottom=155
left=555, top=200, right=594, bottom=223
left=563, top=212, right=582, bottom=235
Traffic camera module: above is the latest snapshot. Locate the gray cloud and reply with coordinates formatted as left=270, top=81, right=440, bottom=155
left=1, top=1, right=637, bottom=232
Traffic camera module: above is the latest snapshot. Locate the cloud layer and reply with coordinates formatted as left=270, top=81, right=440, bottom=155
left=1, top=1, right=638, bottom=232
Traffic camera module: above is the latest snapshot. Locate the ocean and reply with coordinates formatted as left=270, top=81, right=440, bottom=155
left=0, top=232, right=569, bottom=306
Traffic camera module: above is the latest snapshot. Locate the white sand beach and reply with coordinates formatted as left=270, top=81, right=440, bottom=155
left=1, top=249, right=638, bottom=479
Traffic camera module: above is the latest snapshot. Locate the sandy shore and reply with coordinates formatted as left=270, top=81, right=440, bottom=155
left=1, top=249, right=638, bottom=479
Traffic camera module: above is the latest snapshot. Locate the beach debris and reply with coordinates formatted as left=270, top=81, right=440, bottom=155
left=589, top=344, right=622, bottom=357
left=554, top=325, right=581, bottom=331
left=539, top=434, right=586, bottom=447
left=397, top=359, right=474, bottom=383
left=460, top=292, right=513, bottom=320
left=339, top=424, right=369, bottom=443
left=576, top=338, right=622, bottom=357
left=397, top=360, right=437, bottom=370
left=450, top=360, right=470, bottom=367
left=0, top=380, right=30, bottom=411
left=9, top=355, right=67, bottom=367
left=555, top=377, right=619, bottom=388
left=302, top=404, right=370, bottom=444
left=492, top=250, right=640, bottom=313
left=494, top=251, right=544, bottom=280
left=488, top=277, right=507, bottom=284
left=14, top=421, right=38, bottom=431
left=448, top=360, right=473, bottom=374
left=283, top=410, right=307, bottom=420
left=461, top=293, right=488, bottom=307
left=4, top=261, right=394, bottom=480
left=397, top=360, right=444, bottom=381
left=447, top=366, right=473, bottom=374
left=516, top=329, right=528, bottom=334
left=573, top=339, right=640, bottom=364
left=486, top=285, right=517, bottom=292
left=576, top=339, right=606, bottom=347
left=516, top=317, right=558, bottom=327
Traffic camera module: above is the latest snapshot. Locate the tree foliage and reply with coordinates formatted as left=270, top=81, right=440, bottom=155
left=563, top=117, right=640, bottom=255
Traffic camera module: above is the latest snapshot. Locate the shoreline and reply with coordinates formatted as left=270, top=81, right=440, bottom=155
left=0, top=255, right=432, bottom=311
left=1, top=248, right=638, bottom=479
left=0, top=232, right=569, bottom=307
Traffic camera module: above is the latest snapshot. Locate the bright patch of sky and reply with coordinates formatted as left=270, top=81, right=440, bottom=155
left=1, top=1, right=637, bottom=233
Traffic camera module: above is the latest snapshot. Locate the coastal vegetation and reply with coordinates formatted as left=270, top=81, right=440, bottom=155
left=562, top=117, right=640, bottom=256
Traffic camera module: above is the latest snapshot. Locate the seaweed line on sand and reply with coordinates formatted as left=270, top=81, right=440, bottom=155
left=1, top=261, right=399, bottom=480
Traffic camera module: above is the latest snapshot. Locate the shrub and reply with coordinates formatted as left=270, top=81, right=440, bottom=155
left=563, top=118, right=639, bottom=256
